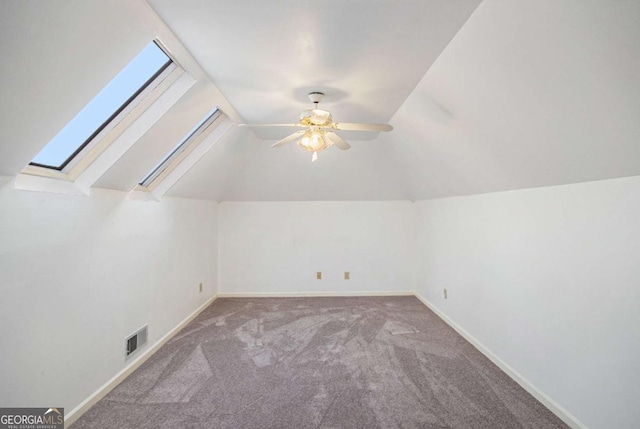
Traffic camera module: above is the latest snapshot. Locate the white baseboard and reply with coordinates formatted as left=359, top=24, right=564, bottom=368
left=66, top=294, right=218, bottom=427
left=217, top=290, right=415, bottom=298
left=66, top=291, right=585, bottom=429
left=413, top=293, right=588, bottom=429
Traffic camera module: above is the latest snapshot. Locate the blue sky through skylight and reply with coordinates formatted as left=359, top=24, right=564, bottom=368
left=31, top=42, right=170, bottom=169
left=139, top=107, right=220, bottom=187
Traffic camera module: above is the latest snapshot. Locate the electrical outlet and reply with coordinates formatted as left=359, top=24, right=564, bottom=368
left=344, top=271, right=350, bottom=280
left=316, top=272, right=322, bottom=280
left=199, top=282, right=203, bottom=293
left=443, top=288, right=448, bottom=299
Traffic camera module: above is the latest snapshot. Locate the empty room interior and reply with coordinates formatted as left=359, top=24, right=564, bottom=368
left=1, top=1, right=639, bottom=428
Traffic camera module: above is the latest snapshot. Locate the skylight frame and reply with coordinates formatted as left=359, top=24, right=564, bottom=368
left=138, top=107, right=223, bottom=188
left=29, top=41, right=174, bottom=172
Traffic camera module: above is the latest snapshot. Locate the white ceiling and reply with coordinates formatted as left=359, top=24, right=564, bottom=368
left=148, top=0, right=481, bottom=141
left=0, top=0, right=154, bottom=175
left=2, top=1, right=640, bottom=202
left=383, top=0, right=640, bottom=200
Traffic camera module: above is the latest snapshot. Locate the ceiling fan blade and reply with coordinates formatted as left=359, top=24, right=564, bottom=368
left=332, top=122, right=393, bottom=132
left=324, top=132, right=351, bottom=150
left=239, top=123, right=302, bottom=128
left=271, top=130, right=306, bottom=147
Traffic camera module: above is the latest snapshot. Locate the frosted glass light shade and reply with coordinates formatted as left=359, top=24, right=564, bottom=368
left=297, top=130, right=332, bottom=152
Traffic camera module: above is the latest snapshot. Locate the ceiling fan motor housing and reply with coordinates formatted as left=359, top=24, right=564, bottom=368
left=300, top=109, right=332, bottom=126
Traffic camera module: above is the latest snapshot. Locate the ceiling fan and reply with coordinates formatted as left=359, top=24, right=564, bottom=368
left=239, top=92, right=393, bottom=161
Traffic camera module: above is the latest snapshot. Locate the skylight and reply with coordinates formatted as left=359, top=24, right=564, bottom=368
left=30, top=42, right=172, bottom=170
left=139, top=107, right=222, bottom=188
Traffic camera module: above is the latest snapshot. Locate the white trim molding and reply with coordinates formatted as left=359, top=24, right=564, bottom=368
left=413, top=293, right=589, bottom=429
left=65, top=294, right=218, bottom=427
left=65, top=291, right=587, bottom=429
left=216, top=291, right=415, bottom=298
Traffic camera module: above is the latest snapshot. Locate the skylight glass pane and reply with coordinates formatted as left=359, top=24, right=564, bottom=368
left=139, top=107, right=221, bottom=187
left=31, top=42, right=171, bottom=169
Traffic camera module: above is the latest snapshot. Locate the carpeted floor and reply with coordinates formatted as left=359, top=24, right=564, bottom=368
left=72, top=296, right=569, bottom=428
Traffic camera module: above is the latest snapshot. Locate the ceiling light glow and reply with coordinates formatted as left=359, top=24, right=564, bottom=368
left=297, top=129, right=334, bottom=161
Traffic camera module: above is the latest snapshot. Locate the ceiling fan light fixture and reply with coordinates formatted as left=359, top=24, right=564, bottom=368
left=243, top=91, right=392, bottom=160
left=297, top=129, right=332, bottom=153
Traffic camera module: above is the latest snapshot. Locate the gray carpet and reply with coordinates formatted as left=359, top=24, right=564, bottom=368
left=72, top=296, right=569, bottom=428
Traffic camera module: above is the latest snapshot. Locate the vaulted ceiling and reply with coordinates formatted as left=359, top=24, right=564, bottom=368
left=2, top=0, right=640, bottom=201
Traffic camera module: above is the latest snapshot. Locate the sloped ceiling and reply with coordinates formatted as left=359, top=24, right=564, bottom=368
left=382, top=0, right=640, bottom=200
left=2, top=1, right=640, bottom=202
left=0, top=0, right=155, bottom=175
left=151, top=0, right=482, bottom=201
left=160, top=0, right=640, bottom=201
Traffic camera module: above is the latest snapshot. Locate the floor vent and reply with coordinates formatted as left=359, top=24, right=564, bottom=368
left=125, top=325, right=148, bottom=360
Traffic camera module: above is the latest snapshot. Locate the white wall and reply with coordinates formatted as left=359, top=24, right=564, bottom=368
left=0, top=176, right=218, bottom=413
left=219, top=201, right=415, bottom=294
left=4, top=172, right=637, bottom=429
left=414, top=175, right=640, bottom=429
